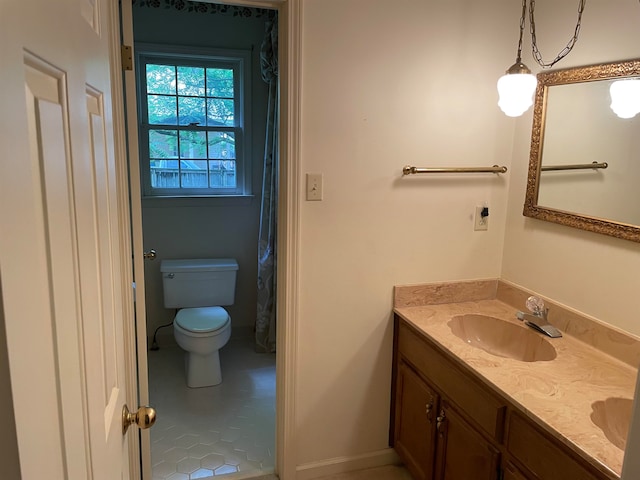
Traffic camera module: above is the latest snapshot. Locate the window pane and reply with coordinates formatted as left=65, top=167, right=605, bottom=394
left=209, top=160, right=237, bottom=188
left=146, top=64, right=175, bottom=95
left=149, top=130, right=178, bottom=158
left=150, top=159, right=179, bottom=188
left=178, top=96, right=206, bottom=125
left=207, top=99, right=235, bottom=126
left=141, top=54, right=245, bottom=196
left=206, top=68, right=234, bottom=98
left=179, top=131, right=207, bottom=159
left=180, top=160, right=208, bottom=188
left=148, top=95, right=177, bottom=125
left=177, top=66, right=205, bottom=96
left=207, top=132, right=236, bottom=159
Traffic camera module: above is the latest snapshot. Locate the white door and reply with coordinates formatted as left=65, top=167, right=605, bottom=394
left=0, top=0, right=140, bottom=478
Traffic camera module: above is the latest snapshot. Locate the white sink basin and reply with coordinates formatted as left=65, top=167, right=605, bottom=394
left=448, top=314, right=557, bottom=362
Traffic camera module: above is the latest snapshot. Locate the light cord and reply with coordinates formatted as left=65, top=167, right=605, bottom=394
left=515, top=0, right=527, bottom=63
left=529, top=0, right=586, bottom=68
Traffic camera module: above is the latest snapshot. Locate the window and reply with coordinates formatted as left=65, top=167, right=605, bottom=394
left=136, top=46, right=251, bottom=197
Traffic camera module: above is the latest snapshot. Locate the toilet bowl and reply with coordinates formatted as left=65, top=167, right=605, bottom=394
left=161, top=258, right=239, bottom=388
left=173, top=306, right=231, bottom=387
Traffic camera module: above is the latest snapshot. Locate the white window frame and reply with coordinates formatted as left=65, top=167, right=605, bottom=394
left=135, top=44, right=252, bottom=198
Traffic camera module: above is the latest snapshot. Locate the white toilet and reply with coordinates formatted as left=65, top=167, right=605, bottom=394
left=160, top=258, right=239, bottom=388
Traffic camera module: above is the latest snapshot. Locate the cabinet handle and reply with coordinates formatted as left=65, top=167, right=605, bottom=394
left=436, top=409, right=446, bottom=433
left=425, top=397, right=434, bottom=422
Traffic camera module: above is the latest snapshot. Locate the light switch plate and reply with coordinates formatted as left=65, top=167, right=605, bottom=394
left=306, top=173, right=323, bottom=201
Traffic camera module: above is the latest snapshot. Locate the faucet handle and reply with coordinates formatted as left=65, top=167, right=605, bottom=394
left=525, top=296, right=546, bottom=315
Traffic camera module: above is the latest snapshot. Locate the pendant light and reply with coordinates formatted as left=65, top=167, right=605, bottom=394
left=498, top=0, right=586, bottom=117
left=497, top=0, right=537, bottom=117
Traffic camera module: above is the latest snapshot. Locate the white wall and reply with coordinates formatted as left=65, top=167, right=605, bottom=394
left=297, top=0, right=517, bottom=467
left=132, top=5, right=270, bottom=334
left=501, top=0, right=640, bottom=336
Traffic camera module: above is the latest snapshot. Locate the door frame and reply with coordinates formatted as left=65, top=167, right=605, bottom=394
left=108, top=0, right=144, bottom=476
left=115, top=1, right=302, bottom=479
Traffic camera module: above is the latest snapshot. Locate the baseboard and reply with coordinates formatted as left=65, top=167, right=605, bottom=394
left=295, top=448, right=400, bottom=480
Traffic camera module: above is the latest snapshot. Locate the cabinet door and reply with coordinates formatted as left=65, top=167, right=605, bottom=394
left=394, top=360, right=439, bottom=480
left=434, top=401, right=500, bottom=480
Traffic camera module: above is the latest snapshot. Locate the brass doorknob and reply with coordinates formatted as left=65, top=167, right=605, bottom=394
left=122, top=404, right=156, bottom=435
left=143, top=249, right=157, bottom=260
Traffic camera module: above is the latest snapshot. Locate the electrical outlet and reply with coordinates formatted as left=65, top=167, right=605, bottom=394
left=306, top=173, right=323, bottom=201
left=474, top=205, right=489, bottom=231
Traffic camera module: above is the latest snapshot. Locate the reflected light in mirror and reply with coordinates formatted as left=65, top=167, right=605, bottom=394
left=610, top=79, right=640, bottom=119
left=497, top=72, right=538, bottom=117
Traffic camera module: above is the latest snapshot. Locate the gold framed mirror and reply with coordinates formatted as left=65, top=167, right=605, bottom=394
left=523, top=59, right=640, bottom=243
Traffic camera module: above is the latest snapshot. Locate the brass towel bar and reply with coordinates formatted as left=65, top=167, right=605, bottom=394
left=541, top=161, right=608, bottom=172
left=402, top=165, right=508, bottom=175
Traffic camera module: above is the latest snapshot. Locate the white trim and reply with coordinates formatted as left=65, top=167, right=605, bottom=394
left=275, top=0, right=301, bottom=478
left=295, top=449, right=401, bottom=480
left=120, top=1, right=151, bottom=478
left=141, top=194, right=255, bottom=208
left=107, top=0, right=140, bottom=478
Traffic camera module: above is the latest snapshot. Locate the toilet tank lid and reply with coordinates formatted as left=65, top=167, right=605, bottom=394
left=160, top=258, right=239, bottom=273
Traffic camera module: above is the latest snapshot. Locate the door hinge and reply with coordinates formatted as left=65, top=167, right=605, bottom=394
left=121, top=45, right=133, bottom=71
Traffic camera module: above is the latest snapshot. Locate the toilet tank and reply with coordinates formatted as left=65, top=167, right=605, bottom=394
left=160, top=258, right=239, bottom=308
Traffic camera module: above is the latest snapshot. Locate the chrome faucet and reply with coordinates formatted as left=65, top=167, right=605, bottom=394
left=516, top=296, right=562, bottom=338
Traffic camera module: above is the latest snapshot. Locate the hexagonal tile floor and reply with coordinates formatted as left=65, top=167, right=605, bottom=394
left=148, top=330, right=275, bottom=480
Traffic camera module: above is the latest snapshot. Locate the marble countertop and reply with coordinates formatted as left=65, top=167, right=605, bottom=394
left=394, top=297, right=637, bottom=478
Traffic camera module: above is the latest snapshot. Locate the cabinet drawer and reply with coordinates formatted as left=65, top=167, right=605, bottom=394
left=507, top=411, right=600, bottom=480
left=398, top=321, right=506, bottom=441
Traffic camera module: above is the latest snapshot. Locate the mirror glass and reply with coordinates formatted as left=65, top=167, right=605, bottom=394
left=524, top=59, right=640, bottom=242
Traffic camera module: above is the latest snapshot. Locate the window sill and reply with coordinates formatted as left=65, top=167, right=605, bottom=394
left=141, top=195, right=255, bottom=208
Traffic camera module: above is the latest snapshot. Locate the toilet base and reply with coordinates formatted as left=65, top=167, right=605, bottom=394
left=184, top=350, right=222, bottom=388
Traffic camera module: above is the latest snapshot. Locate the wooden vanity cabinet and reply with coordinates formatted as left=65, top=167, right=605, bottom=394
left=394, top=361, right=439, bottom=480
left=391, top=316, right=615, bottom=480
left=391, top=317, right=506, bottom=480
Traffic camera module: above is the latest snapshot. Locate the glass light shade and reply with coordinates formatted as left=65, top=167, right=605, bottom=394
left=610, top=79, right=640, bottom=119
left=497, top=73, right=538, bottom=117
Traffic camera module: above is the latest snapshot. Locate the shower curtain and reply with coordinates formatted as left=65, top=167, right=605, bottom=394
left=255, top=12, right=278, bottom=353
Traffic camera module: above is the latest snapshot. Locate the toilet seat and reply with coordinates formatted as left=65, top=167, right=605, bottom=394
left=175, top=306, right=229, bottom=334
